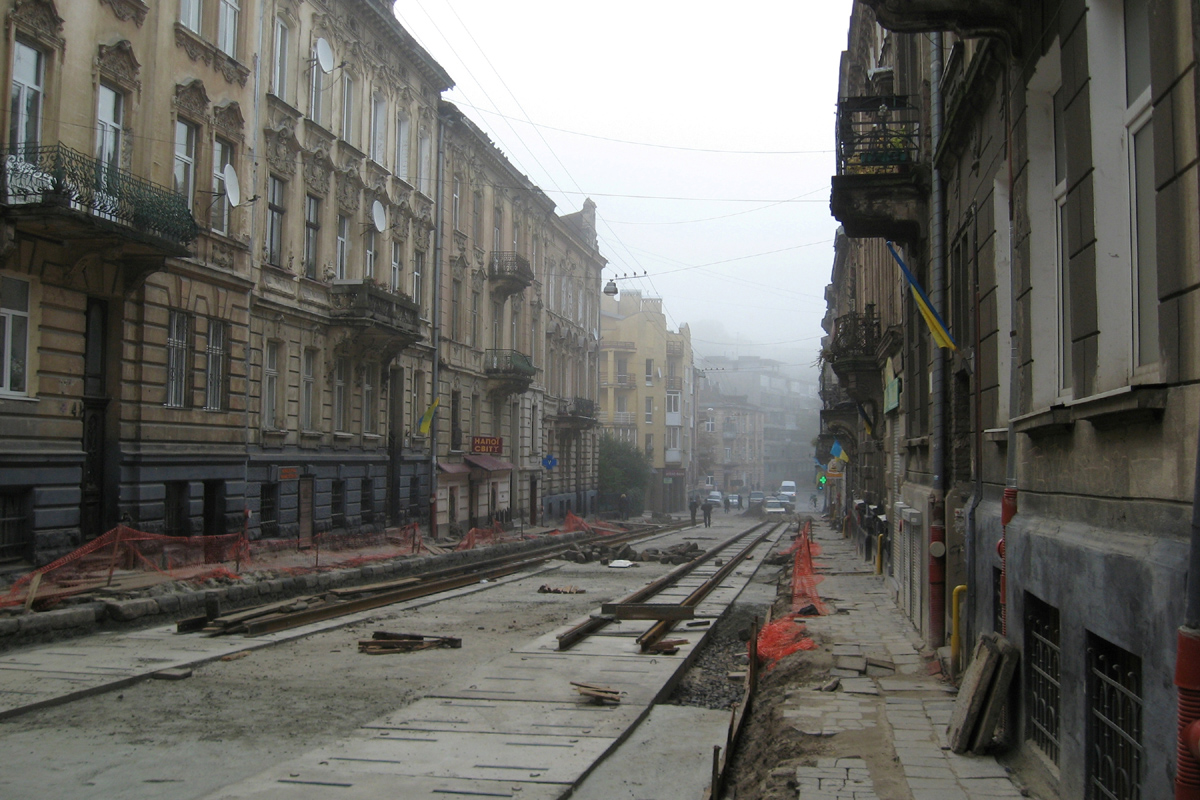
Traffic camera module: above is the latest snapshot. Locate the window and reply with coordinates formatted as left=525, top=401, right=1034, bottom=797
left=260, top=482, right=278, bottom=537
left=645, top=433, right=653, bottom=456
left=272, top=18, right=289, bottom=99
left=492, top=300, right=502, bottom=348
left=360, top=477, right=375, bottom=521
left=9, top=41, right=43, bottom=151
left=95, top=84, right=123, bottom=191
left=334, top=356, right=348, bottom=431
left=204, top=319, right=227, bottom=411
left=470, top=291, right=479, bottom=347
left=262, top=340, right=279, bottom=429
left=1053, top=87, right=1072, bottom=393
left=164, top=481, right=189, bottom=536
left=212, top=138, right=232, bottom=235
left=370, top=94, right=386, bottom=162
left=217, top=0, right=239, bottom=58
left=336, top=214, right=349, bottom=279
left=180, top=0, right=202, bottom=33
left=1126, top=0, right=1156, bottom=366
left=165, top=310, right=190, bottom=408
left=450, top=390, right=462, bottom=450
left=452, top=177, right=461, bottom=231
left=301, top=349, right=316, bottom=430
left=472, top=190, right=482, bottom=243
left=705, top=416, right=715, bottom=433
left=666, top=392, right=680, bottom=414
left=645, top=358, right=654, bottom=384
left=417, top=128, right=431, bottom=195
left=1086, top=633, right=1143, bottom=799
left=308, top=47, right=324, bottom=124
left=266, top=176, right=285, bottom=267
left=341, top=74, right=355, bottom=143
left=363, top=364, right=376, bottom=434
left=364, top=229, right=376, bottom=279
left=391, top=241, right=402, bottom=292
left=303, top=195, right=320, bottom=278
left=173, top=120, right=197, bottom=210
left=666, top=426, right=681, bottom=449
left=451, top=279, right=461, bottom=340
left=395, top=111, right=410, bottom=179
left=1025, top=593, right=1061, bottom=766
left=1, top=276, right=30, bottom=394
left=511, top=304, right=521, bottom=352
left=493, top=206, right=502, bottom=251
left=644, top=397, right=653, bottom=423
left=412, top=250, right=424, bottom=309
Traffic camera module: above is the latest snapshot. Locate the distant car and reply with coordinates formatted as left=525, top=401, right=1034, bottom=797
left=706, top=491, right=723, bottom=506
left=727, top=494, right=741, bottom=508
left=748, top=491, right=765, bottom=506
left=764, top=498, right=786, bottom=514
left=779, top=481, right=798, bottom=502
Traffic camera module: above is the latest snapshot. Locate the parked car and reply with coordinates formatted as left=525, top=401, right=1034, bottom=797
left=764, top=498, right=786, bottom=515
left=748, top=491, right=765, bottom=507
left=706, top=491, right=723, bottom=506
left=726, top=494, right=741, bottom=508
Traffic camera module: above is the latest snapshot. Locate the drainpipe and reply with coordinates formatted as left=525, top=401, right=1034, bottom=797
left=929, top=31, right=947, bottom=647
left=1174, top=415, right=1200, bottom=798
left=429, top=114, right=446, bottom=538
left=1001, top=56, right=1018, bottom=641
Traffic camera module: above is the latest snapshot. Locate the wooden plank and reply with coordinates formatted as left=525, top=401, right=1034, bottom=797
left=327, top=577, right=420, bottom=597
left=970, top=634, right=1020, bottom=754
left=209, top=596, right=325, bottom=627
left=600, top=602, right=695, bottom=620
left=22, top=573, right=42, bottom=613
left=947, top=633, right=1001, bottom=753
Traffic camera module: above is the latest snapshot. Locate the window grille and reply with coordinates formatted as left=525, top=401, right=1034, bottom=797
left=1087, top=633, right=1143, bottom=800
left=0, top=489, right=30, bottom=563
left=1025, top=593, right=1061, bottom=765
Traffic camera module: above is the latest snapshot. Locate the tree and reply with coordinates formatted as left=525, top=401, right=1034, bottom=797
left=598, top=433, right=650, bottom=512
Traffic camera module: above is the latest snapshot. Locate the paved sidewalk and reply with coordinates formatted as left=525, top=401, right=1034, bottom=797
left=779, top=520, right=1028, bottom=800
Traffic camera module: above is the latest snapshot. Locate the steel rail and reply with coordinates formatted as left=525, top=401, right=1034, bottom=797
left=636, top=522, right=784, bottom=652
left=556, top=521, right=774, bottom=651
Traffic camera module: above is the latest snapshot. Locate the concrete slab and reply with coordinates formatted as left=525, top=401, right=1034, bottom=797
left=206, top=769, right=569, bottom=799
left=369, top=698, right=644, bottom=738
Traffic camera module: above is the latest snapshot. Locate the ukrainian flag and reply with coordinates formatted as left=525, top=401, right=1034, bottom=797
left=886, top=241, right=957, bottom=351
left=417, top=398, right=440, bottom=435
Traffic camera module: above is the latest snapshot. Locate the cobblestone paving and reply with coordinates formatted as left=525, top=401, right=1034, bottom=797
left=783, top=522, right=1025, bottom=800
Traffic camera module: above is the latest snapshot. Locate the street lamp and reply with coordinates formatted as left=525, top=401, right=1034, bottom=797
left=603, top=279, right=618, bottom=297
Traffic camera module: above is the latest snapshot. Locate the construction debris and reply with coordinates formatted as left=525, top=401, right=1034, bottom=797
left=358, top=631, right=462, bottom=655
left=151, top=667, right=193, bottom=680
left=537, top=585, right=586, bottom=594
left=571, top=681, right=623, bottom=704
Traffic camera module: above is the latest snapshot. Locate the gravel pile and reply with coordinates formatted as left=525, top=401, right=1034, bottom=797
left=666, top=608, right=760, bottom=710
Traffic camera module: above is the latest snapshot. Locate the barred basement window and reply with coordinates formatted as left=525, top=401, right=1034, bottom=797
left=164, top=481, right=189, bottom=536
left=259, top=482, right=278, bottom=537
left=1025, top=593, right=1061, bottom=766
left=165, top=310, right=191, bottom=408
left=204, top=320, right=228, bottom=411
left=331, top=479, right=345, bottom=529
left=0, top=488, right=31, bottom=563
left=1087, top=633, right=1143, bottom=800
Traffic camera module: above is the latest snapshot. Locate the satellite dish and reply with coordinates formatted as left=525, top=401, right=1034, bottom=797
left=315, top=38, right=334, bottom=75
left=222, top=163, right=241, bottom=208
left=371, top=200, right=387, bottom=233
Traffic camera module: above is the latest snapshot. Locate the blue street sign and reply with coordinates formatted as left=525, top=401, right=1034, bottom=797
left=542, top=455, right=558, bottom=470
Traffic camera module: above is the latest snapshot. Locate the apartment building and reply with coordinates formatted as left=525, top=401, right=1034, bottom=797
left=0, top=0, right=603, bottom=564
left=826, top=1, right=1200, bottom=796
left=598, top=291, right=694, bottom=513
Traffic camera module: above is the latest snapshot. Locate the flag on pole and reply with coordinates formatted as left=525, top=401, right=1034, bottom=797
left=830, top=440, right=850, bottom=463
left=855, top=402, right=873, bottom=436
left=886, top=241, right=957, bottom=351
left=417, top=398, right=440, bottom=435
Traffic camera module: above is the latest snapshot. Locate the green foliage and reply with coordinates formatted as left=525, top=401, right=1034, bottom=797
left=599, top=433, right=650, bottom=509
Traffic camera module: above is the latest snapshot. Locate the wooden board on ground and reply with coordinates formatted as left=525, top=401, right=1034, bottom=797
left=327, top=576, right=420, bottom=597
left=947, top=633, right=1001, bottom=753
left=600, top=603, right=695, bottom=620
left=971, top=633, right=1019, bottom=754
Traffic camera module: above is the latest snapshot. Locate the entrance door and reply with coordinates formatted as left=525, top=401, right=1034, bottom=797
left=529, top=477, right=537, bottom=526
left=80, top=299, right=109, bottom=540
left=468, top=480, right=478, bottom=529
left=387, top=368, right=404, bottom=523
left=298, top=477, right=314, bottom=547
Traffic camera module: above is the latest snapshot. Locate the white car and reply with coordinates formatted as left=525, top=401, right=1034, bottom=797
left=764, top=498, right=786, bottom=514
left=706, top=491, right=723, bottom=506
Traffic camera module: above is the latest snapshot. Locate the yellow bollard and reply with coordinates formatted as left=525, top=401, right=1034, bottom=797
left=951, top=584, right=968, bottom=677
left=875, top=534, right=884, bottom=575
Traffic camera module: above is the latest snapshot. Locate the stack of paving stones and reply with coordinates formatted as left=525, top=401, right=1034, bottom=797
left=780, top=521, right=1026, bottom=800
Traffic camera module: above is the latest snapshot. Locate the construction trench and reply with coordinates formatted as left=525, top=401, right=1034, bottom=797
left=0, top=513, right=1038, bottom=799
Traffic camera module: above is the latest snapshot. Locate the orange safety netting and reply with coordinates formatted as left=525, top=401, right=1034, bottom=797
left=756, top=614, right=818, bottom=669
left=790, top=521, right=829, bottom=615
left=455, top=519, right=508, bottom=551
left=557, top=511, right=624, bottom=536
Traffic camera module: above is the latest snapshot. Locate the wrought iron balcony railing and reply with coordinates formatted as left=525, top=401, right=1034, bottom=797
left=600, top=340, right=637, bottom=351
left=665, top=340, right=684, bottom=357
left=828, top=306, right=881, bottom=361
left=836, top=96, right=921, bottom=177
left=488, top=251, right=534, bottom=295
left=484, top=349, right=537, bottom=377
left=565, top=397, right=597, bottom=418
left=1, top=143, right=200, bottom=244
left=665, top=376, right=682, bottom=391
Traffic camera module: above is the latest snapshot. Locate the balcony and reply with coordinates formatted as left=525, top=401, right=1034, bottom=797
left=0, top=144, right=199, bottom=289
left=665, top=340, right=683, bottom=357
left=601, top=373, right=637, bottom=389
left=600, top=340, right=636, bottom=351
left=612, top=411, right=637, bottom=426
left=861, top=0, right=1022, bottom=42
left=826, top=306, right=881, bottom=403
left=665, top=376, right=682, bottom=391
left=557, top=397, right=599, bottom=428
left=484, top=348, right=537, bottom=396
left=329, top=280, right=422, bottom=359
left=488, top=251, right=533, bottom=297
left=831, top=96, right=928, bottom=242
left=664, top=448, right=683, bottom=465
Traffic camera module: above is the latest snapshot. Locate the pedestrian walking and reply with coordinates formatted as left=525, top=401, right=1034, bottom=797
left=618, top=493, right=629, bottom=520
left=723, top=496, right=730, bottom=513
left=689, top=497, right=699, bottom=525
left=701, top=499, right=713, bottom=527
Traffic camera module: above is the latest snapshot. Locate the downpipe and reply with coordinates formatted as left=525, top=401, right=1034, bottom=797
left=929, top=31, right=947, bottom=647
left=1175, top=393, right=1200, bottom=799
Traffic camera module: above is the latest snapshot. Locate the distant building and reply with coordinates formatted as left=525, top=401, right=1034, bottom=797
left=599, top=292, right=694, bottom=513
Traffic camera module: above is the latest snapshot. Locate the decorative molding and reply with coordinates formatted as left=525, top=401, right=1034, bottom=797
left=97, top=0, right=147, bottom=27
left=97, top=40, right=140, bottom=92
left=173, top=23, right=249, bottom=87
left=213, top=102, right=245, bottom=139
left=213, top=50, right=250, bottom=87
left=174, top=23, right=212, bottom=66
left=303, top=147, right=333, bottom=195
left=173, top=79, right=210, bottom=119
left=265, top=123, right=300, bottom=177
left=10, top=0, right=64, bottom=46
left=335, top=167, right=363, bottom=212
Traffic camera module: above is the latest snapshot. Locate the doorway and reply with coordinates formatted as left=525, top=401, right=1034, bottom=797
left=80, top=299, right=109, bottom=540
left=529, top=477, right=537, bottom=526
left=298, top=476, right=314, bottom=547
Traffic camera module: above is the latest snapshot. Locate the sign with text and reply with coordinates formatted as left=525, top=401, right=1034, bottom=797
left=278, top=467, right=299, bottom=481
left=472, top=436, right=503, bottom=454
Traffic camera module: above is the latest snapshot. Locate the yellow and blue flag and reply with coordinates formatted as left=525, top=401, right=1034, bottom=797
left=417, top=398, right=440, bottom=435
left=830, top=440, right=851, bottom=463
left=855, top=402, right=873, bottom=436
left=886, top=241, right=957, bottom=351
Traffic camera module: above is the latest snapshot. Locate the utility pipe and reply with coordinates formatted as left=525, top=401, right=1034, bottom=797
left=928, top=31, right=947, bottom=648
left=951, top=584, right=967, bottom=678
left=1174, top=393, right=1200, bottom=798
left=876, top=533, right=884, bottom=575
left=429, top=112, right=446, bottom=538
